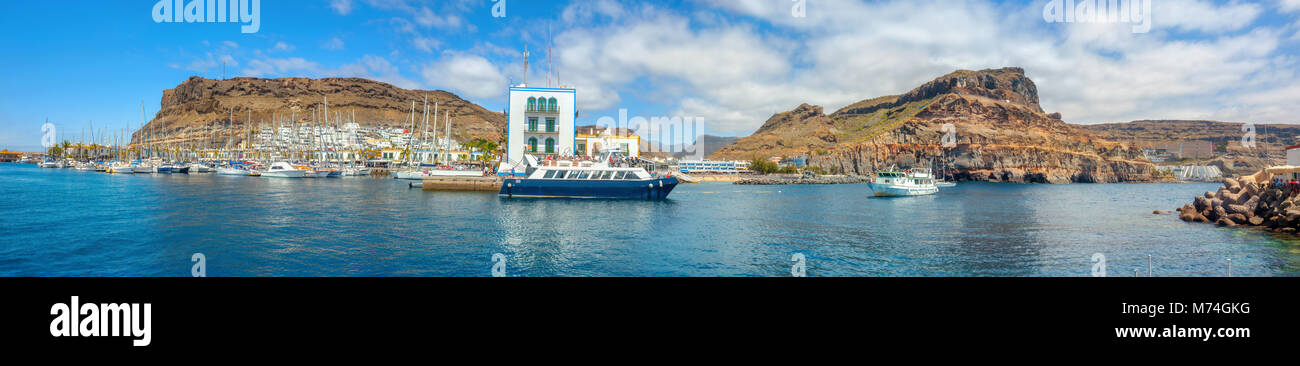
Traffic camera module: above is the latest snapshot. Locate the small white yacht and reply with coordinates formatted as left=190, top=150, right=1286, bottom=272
left=262, top=162, right=306, bottom=178
left=108, top=163, right=135, bottom=174
left=342, top=167, right=371, bottom=176
left=867, top=167, right=939, bottom=197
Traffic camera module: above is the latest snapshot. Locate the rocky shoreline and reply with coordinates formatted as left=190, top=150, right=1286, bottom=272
left=1176, top=172, right=1300, bottom=232
left=734, top=173, right=871, bottom=185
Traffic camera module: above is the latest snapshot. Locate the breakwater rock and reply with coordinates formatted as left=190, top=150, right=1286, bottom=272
left=1176, top=174, right=1300, bottom=233
left=734, top=173, right=871, bottom=185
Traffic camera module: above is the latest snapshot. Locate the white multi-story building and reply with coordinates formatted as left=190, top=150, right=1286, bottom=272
left=503, top=85, right=576, bottom=171
left=677, top=160, right=750, bottom=174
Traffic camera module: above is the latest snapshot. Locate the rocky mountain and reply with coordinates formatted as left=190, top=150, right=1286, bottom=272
left=1080, top=120, right=1292, bottom=175
left=709, top=67, right=1159, bottom=183
left=133, top=76, right=505, bottom=147
left=1080, top=120, right=1300, bottom=152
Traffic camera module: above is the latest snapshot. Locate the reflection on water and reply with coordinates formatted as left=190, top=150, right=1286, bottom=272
left=2, top=162, right=1299, bottom=276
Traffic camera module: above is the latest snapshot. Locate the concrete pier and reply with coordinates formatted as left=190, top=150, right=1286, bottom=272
left=420, top=176, right=502, bottom=192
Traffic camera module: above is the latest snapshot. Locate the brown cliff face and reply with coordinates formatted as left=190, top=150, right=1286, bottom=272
left=133, top=76, right=505, bottom=147
left=1080, top=120, right=1290, bottom=175
left=710, top=67, right=1158, bottom=183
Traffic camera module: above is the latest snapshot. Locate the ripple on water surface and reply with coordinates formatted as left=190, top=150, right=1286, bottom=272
left=2, top=163, right=1299, bottom=276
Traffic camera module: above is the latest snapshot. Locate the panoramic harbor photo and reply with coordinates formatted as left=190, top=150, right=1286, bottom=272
left=10, top=0, right=1300, bottom=352
left=3, top=0, right=1300, bottom=279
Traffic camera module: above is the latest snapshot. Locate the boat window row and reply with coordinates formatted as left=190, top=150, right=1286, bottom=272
left=542, top=170, right=641, bottom=180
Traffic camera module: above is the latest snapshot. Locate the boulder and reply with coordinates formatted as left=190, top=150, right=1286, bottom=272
left=1226, top=204, right=1250, bottom=216
left=1213, top=206, right=1228, bottom=221
left=1194, top=196, right=1210, bottom=211
left=1244, top=183, right=1260, bottom=196
left=1243, top=196, right=1260, bottom=217
left=1249, top=216, right=1265, bottom=226
left=1195, top=213, right=1211, bottom=223
left=1227, top=213, right=1247, bottom=224
left=1221, top=191, right=1243, bottom=206
left=1216, top=218, right=1236, bottom=227
left=1205, top=191, right=1216, bottom=199
left=1224, top=178, right=1240, bottom=190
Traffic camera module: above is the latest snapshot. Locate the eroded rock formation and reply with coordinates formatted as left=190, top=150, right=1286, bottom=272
left=709, top=67, right=1158, bottom=183
left=132, top=76, right=506, bottom=147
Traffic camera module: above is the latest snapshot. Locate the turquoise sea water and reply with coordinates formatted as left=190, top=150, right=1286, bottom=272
left=2, top=162, right=1298, bottom=276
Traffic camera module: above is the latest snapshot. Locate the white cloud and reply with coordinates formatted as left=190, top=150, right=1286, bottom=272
left=346, top=55, right=420, bottom=89
left=322, top=37, right=345, bottom=51
left=1281, top=0, right=1300, bottom=12
left=550, top=5, right=794, bottom=132
left=1154, top=0, right=1264, bottom=33
left=330, top=0, right=354, bottom=15
left=421, top=53, right=507, bottom=100
left=239, top=55, right=419, bottom=89
left=414, top=7, right=462, bottom=29
left=546, top=0, right=1300, bottom=135
left=271, top=41, right=295, bottom=52
left=243, top=57, right=321, bottom=77
left=412, top=37, right=441, bottom=53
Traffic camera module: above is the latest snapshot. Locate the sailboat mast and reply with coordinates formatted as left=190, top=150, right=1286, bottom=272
left=444, top=110, right=451, bottom=162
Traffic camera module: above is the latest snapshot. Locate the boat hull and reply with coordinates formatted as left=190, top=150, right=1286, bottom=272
left=262, top=170, right=305, bottom=178
left=395, top=170, right=482, bottom=179
left=867, top=182, right=938, bottom=197
left=500, top=177, right=679, bottom=199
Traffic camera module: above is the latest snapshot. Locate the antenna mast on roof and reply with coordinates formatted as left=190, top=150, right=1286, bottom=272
left=547, top=23, right=553, bottom=87
left=522, top=44, right=529, bottom=86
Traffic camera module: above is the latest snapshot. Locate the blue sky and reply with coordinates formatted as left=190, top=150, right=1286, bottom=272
left=3, top=0, right=1300, bottom=151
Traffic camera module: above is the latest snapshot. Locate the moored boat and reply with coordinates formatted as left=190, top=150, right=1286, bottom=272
left=108, top=163, right=135, bottom=174
left=342, top=167, right=371, bottom=176
left=262, top=162, right=306, bottom=178
left=499, top=154, right=678, bottom=199
left=867, top=167, right=939, bottom=197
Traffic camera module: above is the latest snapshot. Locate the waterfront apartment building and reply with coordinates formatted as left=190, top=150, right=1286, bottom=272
left=678, top=160, right=750, bottom=174
left=504, top=85, right=576, bottom=169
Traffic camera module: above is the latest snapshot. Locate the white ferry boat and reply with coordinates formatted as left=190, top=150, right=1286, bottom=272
left=868, top=167, right=939, bottom=197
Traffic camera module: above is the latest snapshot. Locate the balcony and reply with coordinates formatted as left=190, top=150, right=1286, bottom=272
left=526, top=105, right=560, bottom=114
